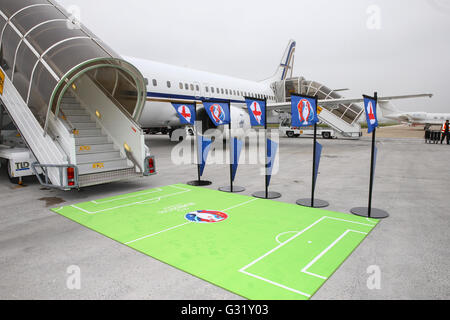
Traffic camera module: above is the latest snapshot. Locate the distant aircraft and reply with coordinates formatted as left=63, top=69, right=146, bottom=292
left=378, top=100, right=449, bottom=129
left=124, top=40, right=433, bottom=137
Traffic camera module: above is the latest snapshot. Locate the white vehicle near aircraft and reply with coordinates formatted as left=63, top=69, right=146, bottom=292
left=378, top=101, right=447, bottom=129
left=125, top=40, right=433, bottom=139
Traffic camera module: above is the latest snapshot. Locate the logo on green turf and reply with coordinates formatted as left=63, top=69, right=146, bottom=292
left=185, top=210, right=228, bottom=223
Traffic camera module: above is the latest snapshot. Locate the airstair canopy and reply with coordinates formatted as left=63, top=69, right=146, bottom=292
left=0, top=0, right=146, bottom=128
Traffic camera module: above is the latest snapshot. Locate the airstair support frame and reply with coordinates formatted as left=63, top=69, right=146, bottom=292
left=272, top=77, right=363, bottom=138
left=0, top=0, right=149, bottom=188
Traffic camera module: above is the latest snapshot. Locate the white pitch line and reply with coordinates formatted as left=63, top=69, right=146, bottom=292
left=239, top=216, right=375, bottom=296
left=124, top=197, right=259, bottom=245
left=91, top=188, right=164, bottom=204
left=125, top=222, right=192, bottom=245
left=221, top=198, right=258, bottom=212
left=70, top=187, right=191, bottom=214
left=239, top=270, right=311, bottom=298
left=275, top=231, right=299, bottom=244
left=301, top=229, right=368, bottom=279
left=240, top=217, right=328, bottom=272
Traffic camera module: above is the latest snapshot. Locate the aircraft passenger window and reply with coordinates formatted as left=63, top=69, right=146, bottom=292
left=152, top=79, right=157, bottom=86
left=185, top=83, right=189, bottom=90
left=167, top=81, right=171, bottom=88
left=196, top=85, right=199, bottom=91
left=211, top=87, right=215, bottom=93
left=225, top=89, right=229, bottom=95
left=190, top=84, right=194, bottom=91
left=179, top=82, right=183, bottom=89
left=221, top=88, right=224, bottom=94
left=205, top=86, right=209, bottom=92
left=233, top=90, right=236, bottom=95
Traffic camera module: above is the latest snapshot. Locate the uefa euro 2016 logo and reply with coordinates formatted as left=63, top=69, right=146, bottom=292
left=297, top=99, right=315, bottom=125
left=185, top=210, right=228, bottom=223
left=210, top=104, right=226, bottom=124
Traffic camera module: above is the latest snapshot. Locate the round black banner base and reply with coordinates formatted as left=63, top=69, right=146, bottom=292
left=252, top=191, right=282, bottom=199
left=350, top=207, right=389, bottom=219
left=187, top=180, right=212, bottom=186
left=296, top=198, right=329, bottom=208
left=218, top=185, right=246, bottom=193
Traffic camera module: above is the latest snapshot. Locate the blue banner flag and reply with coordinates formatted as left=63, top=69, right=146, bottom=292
left=171, top=103, right=195, bottom=125
left=291, top=95, right=319, bottom=127
left=314, top=142, right=323, bottom=186
left=266, top=139, right=278, bottom=186
left=364, top=95, right=378, bottom=134
left=231, top=138, right=243, bottom=182
left=203, top=101, right=230, bottom=126
left=197, top=135, right=212, bottom=177
left=245, top=98, right=266, bottom=127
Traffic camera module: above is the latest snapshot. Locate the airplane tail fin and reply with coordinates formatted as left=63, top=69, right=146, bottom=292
left=378, top=101, right=400, bottom=117
left=266, top=40, right=296, bottom=82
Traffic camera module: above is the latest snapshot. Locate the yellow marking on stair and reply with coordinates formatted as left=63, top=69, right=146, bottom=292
left=79, top=146, right=91, bottom=151
left=73, top=129, right=79, bottom=135
left=93, top=163, right=105, bottom=169
left=0, top=69, right=5, bottom=95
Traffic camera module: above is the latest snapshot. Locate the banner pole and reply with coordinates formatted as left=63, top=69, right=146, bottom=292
left=188, top=101, right=212, bottom=186
left=296, top=95, right=329, bottom=208
left=367, top=92, right=378, bottom=218
left=311, top=122, right=317, bottom=207
left=265, top=98, right=268, bottom=199
left=229, top=121, right=233, bottom=193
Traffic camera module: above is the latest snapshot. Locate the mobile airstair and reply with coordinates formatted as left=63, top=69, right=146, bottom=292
left=0, top=0, right=155, bottom=189
left=272, top=77, right=363, bottom=138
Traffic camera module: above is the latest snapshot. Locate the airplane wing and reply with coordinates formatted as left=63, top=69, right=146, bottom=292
left=266, top=93, right=433, bottom=112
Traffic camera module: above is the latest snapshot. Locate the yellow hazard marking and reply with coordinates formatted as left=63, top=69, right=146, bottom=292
left=0, top=68, right=5, bottom=95
left=73, top=129, right=79, bottom=135
left=317, top=106, right=323, bottom=114
left=79, top=146, right=91, bottom=151
left=92, top=163, right=104, bottom=169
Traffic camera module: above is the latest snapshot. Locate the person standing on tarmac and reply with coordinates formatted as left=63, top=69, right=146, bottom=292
left=441, top=120, right=450, bottom=144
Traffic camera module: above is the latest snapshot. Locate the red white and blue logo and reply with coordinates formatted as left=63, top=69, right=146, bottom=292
left=363, top=96, right=378, bottom=134
left=172, top=103, right=195, bottom=125
left=178, top=105, right=192, bottom=123
left=210, top=104, right=226, bottom=124
left=245, top=98, right=266, bottom=127
left=291, top=95, right=319, bottom=127
left=203, top=101, right=230, bottom=126
left=185, top=210, right=228, bottom=223
left=250, top=101, right=262, bottom=124
left=297, top=99, right=314, bottom=125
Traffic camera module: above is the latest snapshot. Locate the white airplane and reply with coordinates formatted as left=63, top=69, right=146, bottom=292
left=378, top=100, right=448, bottom=128
left=124, top=40, right=433, bottom=136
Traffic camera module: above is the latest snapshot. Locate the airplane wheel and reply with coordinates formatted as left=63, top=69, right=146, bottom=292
left=286, top=131, right=295, bottom=138
left=322, top=132, right=331, bottom=139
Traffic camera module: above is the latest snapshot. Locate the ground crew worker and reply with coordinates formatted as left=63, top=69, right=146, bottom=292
left=441, top=120, right=450, bottom=144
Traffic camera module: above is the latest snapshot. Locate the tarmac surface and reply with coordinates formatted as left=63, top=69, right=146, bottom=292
left=0, top=125, right=449, bottom=300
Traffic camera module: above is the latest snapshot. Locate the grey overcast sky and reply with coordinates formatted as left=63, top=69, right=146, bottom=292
left=57, top=0, right=450, bottom=113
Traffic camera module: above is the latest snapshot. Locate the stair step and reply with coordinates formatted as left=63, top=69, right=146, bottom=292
left=66, top=115, right=92, bottom=122
left=76, top=151, right=122, bottom=163
left=77, top=158, right=131, bottom=175
left=71, top=122, right=98, bottom=129
left=74, top=128, right=102, bottom=137
left=76, top=143, right=116, bottom=154
left=75, top=135, right=109, bottom=145
left=62, top=109, right=89, bottom=116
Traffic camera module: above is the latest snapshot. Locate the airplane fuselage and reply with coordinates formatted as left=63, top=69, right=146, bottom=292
left=125, top=56, right=277, bottom=129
